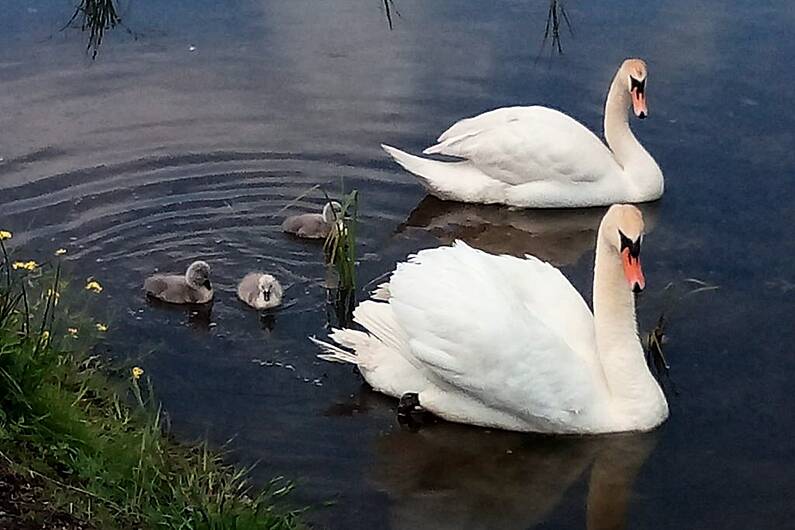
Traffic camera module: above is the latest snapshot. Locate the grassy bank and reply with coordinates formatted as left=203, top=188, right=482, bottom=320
left=0, top=232, right=301, bottom=529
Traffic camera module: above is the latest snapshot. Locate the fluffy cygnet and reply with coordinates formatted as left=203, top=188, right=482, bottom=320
left=144, top=260, right=213, bottom=304
left=237, top=272, right=283, bottom=309
left=281, top=201, right=342, bottom=239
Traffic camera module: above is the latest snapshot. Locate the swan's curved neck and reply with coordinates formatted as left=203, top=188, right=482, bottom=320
left=603, top=76, right=647, bottom=169
left=592, top=229, right=663, bottom=414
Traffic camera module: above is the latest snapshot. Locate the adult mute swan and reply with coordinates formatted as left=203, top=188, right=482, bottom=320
left=382, top=59, right=663, bottom=208
left=313, top=204, right=669, bottom=434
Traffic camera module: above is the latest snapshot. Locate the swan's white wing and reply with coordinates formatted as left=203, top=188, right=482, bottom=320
left=425, top=106, right=620, bottom=186
left=388, top=241, right=606, bottom=427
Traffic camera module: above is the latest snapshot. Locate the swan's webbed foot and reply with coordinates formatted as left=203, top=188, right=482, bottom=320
left=398, top=392, right=421, bottom=415
left=397, top=392, right=429, bottom=430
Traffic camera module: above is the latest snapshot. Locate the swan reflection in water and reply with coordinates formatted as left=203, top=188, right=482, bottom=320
left=399, top=196, right=658, bottom=266
left=371, top=414, right=657, bottom=530
left=326, top=390, right=656, bottom=529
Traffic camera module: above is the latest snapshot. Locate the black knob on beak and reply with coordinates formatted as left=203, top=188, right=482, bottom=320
left=638, top=111, right=647, bottom=120
left=633, top=283, right=643, bottom=294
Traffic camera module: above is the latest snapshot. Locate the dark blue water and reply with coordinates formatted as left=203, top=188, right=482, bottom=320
left=1, top=1, right=793, bottom=528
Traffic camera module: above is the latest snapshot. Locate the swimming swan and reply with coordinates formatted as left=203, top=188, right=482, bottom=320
left=144, top=260, right=213, bottom=304
left=237, top=272, right=283, bottom=309
left=282, top=201, right=343, bottom=239
left=313, top=204, right=668, bottom=434
left=382, top=59, right=663, bottom=208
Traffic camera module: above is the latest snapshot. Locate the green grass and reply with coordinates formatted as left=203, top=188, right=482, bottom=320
left=0, top=235, right=301, bottom=529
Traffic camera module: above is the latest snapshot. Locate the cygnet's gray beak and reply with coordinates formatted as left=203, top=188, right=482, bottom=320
left=263, top=289, right=271, bottom=301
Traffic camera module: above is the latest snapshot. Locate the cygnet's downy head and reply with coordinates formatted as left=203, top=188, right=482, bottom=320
left=322, top=201, right=344, bottom=224
left=186, top=261, right=212, bottom=290
left=257, top=274, right=283, bottom=305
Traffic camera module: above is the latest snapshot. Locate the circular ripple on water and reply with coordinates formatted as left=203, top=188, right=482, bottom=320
left=0, top=150, right=419, bottom=319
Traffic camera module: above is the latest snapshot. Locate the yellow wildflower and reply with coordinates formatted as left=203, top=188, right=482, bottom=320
left=54, top=248, right=67, bottom=256
left=0, top=230, right=12, bottom=241
left=12, top=260, right=38, bottom=271
left=85, top=280, right=103, bottom=293
left=41, top=331, right=50, bottom=341
left=95, top=323, right=108, bottom=332
left=131, top=367, right=144, bottom=380
left=66, top=327, right=79, bottom=337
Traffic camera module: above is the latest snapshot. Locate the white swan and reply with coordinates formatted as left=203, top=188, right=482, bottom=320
left=381, top=59, right=663, bottom=208
left=313, top=204, right=668, bottom=434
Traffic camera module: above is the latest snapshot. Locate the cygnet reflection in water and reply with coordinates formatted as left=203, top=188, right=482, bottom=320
left=400, top=196, right=658, bottom=266
left=144, top=297, right=214, bottom=332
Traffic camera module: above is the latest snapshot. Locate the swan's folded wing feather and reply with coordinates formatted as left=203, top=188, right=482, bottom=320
left=426, top=106, right=619, bottom=186
left=388, top=242, right=605, bottom=426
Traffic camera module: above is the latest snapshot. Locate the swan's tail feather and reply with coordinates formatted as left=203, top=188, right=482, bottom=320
left=422, top=129, right=479, bottom=155
left=312, top=317, right=389, bottom=367
left=352, top=301, right=408, bottom=357
left=380, top=143, right=505, bottom=204
left=313, top=301, right=431, bottom=397
left=422, top=144, right=444, bottom=155
left=312, top=301, right=406, bottom=367
left=381, top=144, right=451, bottom=192
left=370, top=282, right=391, bottom=301
left=311, top=335, right=358, bottom=364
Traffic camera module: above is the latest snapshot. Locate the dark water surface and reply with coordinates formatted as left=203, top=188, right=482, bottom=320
left=1, top=1, right=794, bottom=528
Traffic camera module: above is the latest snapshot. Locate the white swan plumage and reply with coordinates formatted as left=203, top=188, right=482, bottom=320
left=313, top=204, right=668, bottom=434
left=382, top=59, right=663, bottom=208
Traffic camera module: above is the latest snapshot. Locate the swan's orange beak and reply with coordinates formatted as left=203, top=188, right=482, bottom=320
left=631, top=89, right=647, bottom=119
left=621, top=248, right=645, bottom=293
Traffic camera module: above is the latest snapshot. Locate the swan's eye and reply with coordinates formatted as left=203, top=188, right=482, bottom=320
left=630, top=76, right=645, bottom=95
left=619, top=230, right=641, bottom=258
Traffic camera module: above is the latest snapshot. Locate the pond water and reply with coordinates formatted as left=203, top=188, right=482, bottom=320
left=1, top=0, right=794, bottom=528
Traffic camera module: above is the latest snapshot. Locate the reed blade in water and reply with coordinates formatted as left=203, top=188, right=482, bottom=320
left=62, top=0, right=128, bottom=59
left=539, top=0, right=574, bottom=57
left=643, top=278, right=719, bottom=393
left=382, top=0, right=400, bottom=30
left=324, top=190, right=358, bottom=291
left=324, top=190, right=359, bottom=326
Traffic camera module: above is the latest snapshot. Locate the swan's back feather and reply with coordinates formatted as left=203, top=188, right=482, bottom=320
left=388, top=241, right=606, bottom=427
left=425, top=106, right=620, bottom=186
